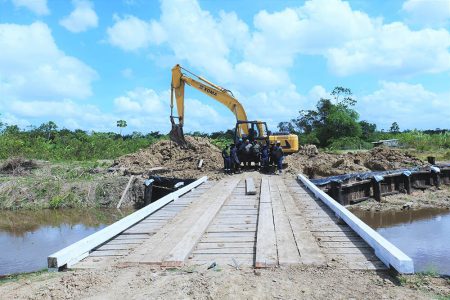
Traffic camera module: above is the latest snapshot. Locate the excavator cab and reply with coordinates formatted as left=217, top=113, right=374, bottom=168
left=234, top=121, right=270, bottom=145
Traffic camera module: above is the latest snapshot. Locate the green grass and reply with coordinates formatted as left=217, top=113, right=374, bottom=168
left=0, top=269, right=51, bottom=285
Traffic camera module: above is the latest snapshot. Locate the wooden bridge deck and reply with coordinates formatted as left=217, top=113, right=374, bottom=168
left=73, top=175, right=387, bottom=271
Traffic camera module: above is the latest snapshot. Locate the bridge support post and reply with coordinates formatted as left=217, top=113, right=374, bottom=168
left=372, top=177, right=382, bottom=202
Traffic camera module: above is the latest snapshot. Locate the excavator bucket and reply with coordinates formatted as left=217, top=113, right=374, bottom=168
left=169, top=117, right=188, bottom=147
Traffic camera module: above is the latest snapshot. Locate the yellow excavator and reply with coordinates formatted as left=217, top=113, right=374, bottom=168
left=169, top=64, right=299, bottom=154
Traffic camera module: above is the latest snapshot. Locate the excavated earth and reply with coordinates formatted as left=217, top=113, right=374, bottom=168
left=113, top=136, right=224, bottom=180
left=114, top=137, right=426, bottom=180
left=284, top=145, right=426, bottom=178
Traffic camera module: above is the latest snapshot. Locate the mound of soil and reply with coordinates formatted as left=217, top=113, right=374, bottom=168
left=0, top=157, right=37, bottom=176
left=113, top=136, right=224, bottom=180
left=285, top=146, right=426, bottom=178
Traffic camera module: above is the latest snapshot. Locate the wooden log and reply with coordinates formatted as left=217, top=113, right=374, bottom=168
left=245, top=177, right=256, bottom=195
left=117, top=175, right=134, bottom=209
left=48, top=176, right=208, bottom=270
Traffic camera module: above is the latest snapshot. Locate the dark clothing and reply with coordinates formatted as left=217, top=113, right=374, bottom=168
left=261, top=146, right=269, bottom=171
left=222, top=148, right=231, bottom=173
left=230, top=146, right=240, bottom=172
left=221, top=148, right=230, bottom=159
left=273, top=145, right=284, bottom=172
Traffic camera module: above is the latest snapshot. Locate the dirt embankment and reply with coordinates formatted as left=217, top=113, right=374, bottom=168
left=113, top=136, right=224, bottom=180
left=0, top=266, right=449, bottom=299
left=349, top=185, right=450, bottom=212
left=0, top=159, right=144, bottom=210
left=285, top=146, right=426, bottom=178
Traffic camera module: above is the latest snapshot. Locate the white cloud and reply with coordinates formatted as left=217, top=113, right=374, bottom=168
left=402, top=0, right=450, bottom=27
left=358, top=82, right=450, bottom=130
left=0, top=22, right=97, bottom=102
left=106, top=15, right=166, bottom=51
left=12, top=0, right=49, bottom=16
left=113, top=88, right=231, bottom=133
left=59, top=0, right=99, bottom=33
left=4, top=99, right=117, bottom=131
left=121, top=67, right=133, bottom=78
left=326, top=22, right=450, bottom=76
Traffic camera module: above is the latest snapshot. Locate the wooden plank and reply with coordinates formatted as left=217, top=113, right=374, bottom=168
left=48, top=176, right=208, bottom=269
left=125, top=178, right=239, bottom=266
left=207, top=224, right=256, bottom=232
left=116, top=175, right=134, bottom=209
left=193, top=248, right=254, bottom=254
left=196, top=242, right=254, bottom=249
left=255, top=177, right=278, bottom=268
left=319, top=241, right=370, bottom=248
left=161, top=178, right=241, bottom=267
left=269, top=177, right=301, bottom=265
left=321, top=247, right=374, bottom=255
left=95, top=244, right=135, bottom=251
left=89, top=249, right=129, bottom=257
left=201, top=236, right=256, bottom=243
left=312, top=231, right=359, bottom=237
left=275, top=177, right=326, bottom=266
left=245, top=177, right=256, bottom=195
left=315, top=236, right=364, bottom=242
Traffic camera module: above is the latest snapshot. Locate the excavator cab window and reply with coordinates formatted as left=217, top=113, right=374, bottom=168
left=234, top=121, right=269, bottom=145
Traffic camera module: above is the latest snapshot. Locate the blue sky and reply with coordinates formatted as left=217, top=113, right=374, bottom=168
left=1, top=0, right=449, bottom=134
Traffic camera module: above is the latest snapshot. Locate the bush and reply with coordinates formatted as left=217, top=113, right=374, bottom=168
left=328, top=137, right=373, bottom=150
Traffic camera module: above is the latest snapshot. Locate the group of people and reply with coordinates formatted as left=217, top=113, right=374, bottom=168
left=221, top=139, right=284, bottom=174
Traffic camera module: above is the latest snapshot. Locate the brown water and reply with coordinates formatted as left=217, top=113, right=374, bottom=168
left=0, top=209, right=133, bottom=276
left=353, top=208, right=450, bottom=275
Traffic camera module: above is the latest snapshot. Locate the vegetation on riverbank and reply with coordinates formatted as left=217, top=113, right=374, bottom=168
left=0, top=121, right=166, bottom=161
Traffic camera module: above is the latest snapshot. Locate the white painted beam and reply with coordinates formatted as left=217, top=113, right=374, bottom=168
left=297, top=174, right=414, bottom=274
left=48, top=176, right=208, bottom=270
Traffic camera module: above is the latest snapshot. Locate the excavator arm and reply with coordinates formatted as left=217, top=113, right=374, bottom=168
left=170, top=64, right=249, bottom=146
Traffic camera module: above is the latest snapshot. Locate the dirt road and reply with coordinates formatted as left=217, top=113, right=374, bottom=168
left=1, top=265, right=449, bottom=299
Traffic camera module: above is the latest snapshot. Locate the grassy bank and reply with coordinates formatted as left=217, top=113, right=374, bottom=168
left=0, top=159, right=143, bottom=210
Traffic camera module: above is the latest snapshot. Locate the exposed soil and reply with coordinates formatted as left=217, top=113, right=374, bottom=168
left=1, top=266, right=449, bottom=300
left=285, top=146, right=426, bottom=178
left=349, top=185, right=450, bottom=212
left=0, top=157, right=37, bottom=176
left=113, top=136, right=224, bottom=180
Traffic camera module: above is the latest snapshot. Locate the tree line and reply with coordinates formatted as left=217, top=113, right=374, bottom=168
left=276, top=87, right=449, bottom=150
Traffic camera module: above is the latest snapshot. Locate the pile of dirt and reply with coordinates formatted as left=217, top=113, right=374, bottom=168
left=285, top=146, right=426, bottom=178
left=113, top=136, right=224, bottom=180
left=0, top=157, right=37, bottom=176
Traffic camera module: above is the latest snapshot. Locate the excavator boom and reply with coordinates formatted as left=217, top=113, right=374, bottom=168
left=170, top=64, right=249, bottom=145
left=169, top=64, right=299, bottom=153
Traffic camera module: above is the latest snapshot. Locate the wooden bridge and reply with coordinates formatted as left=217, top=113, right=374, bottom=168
left=48, top=174, right=413, bottom=273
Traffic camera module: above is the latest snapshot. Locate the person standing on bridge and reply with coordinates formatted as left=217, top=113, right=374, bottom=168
left=230, top=143, right=240, bottom=173
left=221, top=145, right=231, bottom=174
left=273, top=141, right=284, bottom=175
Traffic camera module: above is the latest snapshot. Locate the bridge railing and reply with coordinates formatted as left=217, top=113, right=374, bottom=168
left=48, top=176, right=208, bottom=270
left=298, top=174, right=414, bottom=274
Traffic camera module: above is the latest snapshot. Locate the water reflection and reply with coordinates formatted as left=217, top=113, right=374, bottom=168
left=353, top=208, right=450, bottom=275
left=0, top=208, right=133, bottom=275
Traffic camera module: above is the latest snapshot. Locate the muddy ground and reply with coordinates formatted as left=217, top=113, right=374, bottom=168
left=0, top=265, right=449, bottom=300
left=348, top=185, right=450, bottom=212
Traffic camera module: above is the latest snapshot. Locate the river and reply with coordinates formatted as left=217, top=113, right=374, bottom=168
left=0, top=209, right=133, bottom=276
left=353, top=208, right=450, bottom=275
